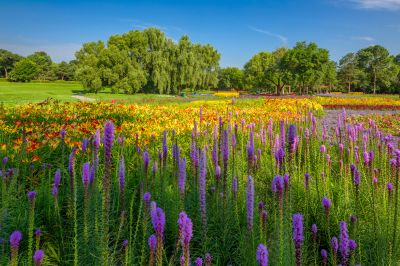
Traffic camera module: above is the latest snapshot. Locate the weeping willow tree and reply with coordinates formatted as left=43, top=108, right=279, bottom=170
left=75, top=28, right=220, bottom=95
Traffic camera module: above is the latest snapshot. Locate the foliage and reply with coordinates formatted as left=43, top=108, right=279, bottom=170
left=8, top=58, right=39, bottom=82
left=75, top=28, right=220, bottom=94
left=0, top=101, right=400, bottom=265
left=0, top=49, right=22, bottom=78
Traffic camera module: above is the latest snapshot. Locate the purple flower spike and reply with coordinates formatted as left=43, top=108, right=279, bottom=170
left=60, top=129, right=66, bottom=139
left=246, top=176, right=254, bottom=232
left=387, top=182, right=393, bottom=196
left=151, top=207, right=166, bottom=238
left=81, top=138, right=88, bottom=154
left=215, top=165, right=221, bottom=180
left=9, top=230, right=22, bottom=249
left=178, top=158, right=187, bottom=195
left=293, top=213, right=304, bottom=266
left=256, top=244, right=269, bottom=266
left=2, top=156, right=8, bottom=166
left=349, top=239, right=357, bottom=251
left=320, top=145, right=326, bottom=153
left=144, top=192, right=151, bottom=207
left=339, top=221, right=349, bottom=265
left=288, top=124, right=297, bottom=154
left=304, top=173, right=310, bottom=189
left=321, top=249, right=328, bottom=264
left=143, top=151, right=150, bottom=174
left=27, top=191, right=37, bottom=201
left=199, top=150, right=207, bottom=226
left=322, top=197, right=331, bottom=215
left=195, top=257, right=203, bottom=266
left=332, top=236, right=339, bottom=255
left=122, top=240, right=128, bottom=248
left=35, top=228, right=42, bottom=237
left=33, top=249, right=44, bottom=266
left=118, top=156, right=125, bottom=193
left=148, top=234, right=157, bottom=251
left=311, top=224, right=318, bottom=241
left=205, top=253, right=212, bottom=266
left=82, top=162, right=90, bottom=188
left=232, top=176, right=238, bottom=197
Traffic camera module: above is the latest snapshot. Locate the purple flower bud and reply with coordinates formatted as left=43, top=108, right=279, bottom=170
left=387, top=182, right=393, bottom=196
left=118, top=156, right=125, bottom=193
left=332, top=236, right=338, bottom=255
left=205, top=253, right=212, bottom=266
left=35, top=228, right=42, bottom=237
left=148, top=234, right=157, bottom=251
left=349, top=239, right=357, bottom=251
left=339, top=222, right=349, bottom=264
left=122, top=240, right=128, bottom=248
left=178, top=212, right=193, bottom=246
left=2, top=157, right=8, bottom=166
left=195, top=257, right=203, bottom=266
left=81, top=138, right=88, bottom=154
left=9, top=230, right=22, bottom=249
left=151, top=207, right=166, bottom=238
left=256, top=244, right=269, bottom=266
left=321, top=249, right=328, bottom=264
left=320, top=145, right=326, bottom=153
left=258, top=201, right=264, bottom=212
left=215, top=165, right=221, bottom=180
left=178, top=158, right=187, bottom=194
left=152, top=160, right=157, bottom=176
left=311, top=224, right=318, bottom=240
left=232, top=176, right=238, bottom=196
left=60, top=129, right=66, bottom=139
left=143, top=192, right=151, bottom=206
left=33, top=249, right=44, bottom=266
left=287, top=124, right=297, bottom=154
left=27, top=191, right=37, bottom=201
left=292, top=213, right=304, bottom=246
left=246, top=176, right=254, bottom=231
left=350, top=214, right=357, bottom=224
left=143, top=151, right=150, bottom=174
left=322, top=197, right=331, bottom=214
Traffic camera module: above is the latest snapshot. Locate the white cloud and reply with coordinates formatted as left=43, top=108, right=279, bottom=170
left=0, top=42, right=81, bottom=62
left=352, top=36, right=375, bottom=41
left=350, top=0, right=400, bottom=10
left=249, top=26, right=288, bottom=46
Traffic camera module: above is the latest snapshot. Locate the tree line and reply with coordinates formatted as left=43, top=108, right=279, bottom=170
left=1, top=27, right=399, bottom=94
left=0, top=50, right=76, bottom=82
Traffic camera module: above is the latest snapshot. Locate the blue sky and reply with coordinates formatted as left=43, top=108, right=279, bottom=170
left=0, top=0, right=399, bottom=67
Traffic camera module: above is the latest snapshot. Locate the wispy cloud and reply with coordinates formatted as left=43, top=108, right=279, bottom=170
left=349, top=0, right=400, bottom=10
left=248, top=26, right=288, bottom=46
left=351, top=36, right=375, bottom=41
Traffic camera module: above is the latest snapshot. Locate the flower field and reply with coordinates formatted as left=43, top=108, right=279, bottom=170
left=1, top=98, right=400, bottom=265
left=348, top=113, right=400, bottom=136
left=315, top=96, right=400, bottom=110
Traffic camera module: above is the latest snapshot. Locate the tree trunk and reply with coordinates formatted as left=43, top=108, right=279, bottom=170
left=348, top=80, right=351, bottom=93
left=373, top=72, right=377, bottom=94
left=4, top=67, right=7, bottom=79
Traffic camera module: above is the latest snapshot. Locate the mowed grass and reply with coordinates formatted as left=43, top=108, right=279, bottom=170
left=0, top=80, right=82, bottom=105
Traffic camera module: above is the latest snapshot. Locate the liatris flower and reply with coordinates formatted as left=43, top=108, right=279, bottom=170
left=320, top=145, right=326, bottom=153
left=144, top=192, right=151, bottom=209
left=199, top=150, right=207, bottom=226
left=287, top=124, right=297, bottom=155
left=9, top=230, right=22, bottom=266
left=387, top=182, right=393, bottom=197
left=102, top=120, right=114, bottom=264
left=205, top=253, right=212, bottom=266
left=151, top=206, right=166, bottom=265
left=28, top=190, right=37, bottom=202
left=339, top=221, right=349, bottom=265
left=350, top=214, right=357, bottom=225
left=283, top=174, right=290, bottom=190
left=332, top=236, right=339, bottom=263
left=275, top=148, right=285, bottom=169
left=292, top=213, right=304, bottom=266
left=34, top=228, right=41, bottom=250
left=256, top=244, right=269, bottom=266
left=247, top=131, right=255, bottom=165
left=304, top=128, right=310, bottom=140
left=212, top=139, right=218, bottom=167
left=60, top=129, right=66, bottom=139
left=152, top=160, right=157, bottom=176
left=82, top=138, right=88, bottom=154
left=215, top=165, right=221, bottom=181
left=178, top=212, right=193, bottom=266
left=82, top=162, right=90, bottom=189
left=52, top=169, right=61, bottom=196
left=232, top=176, right=238, bottom=198
left=349, top=239, right=357, bottom=251
left=162, top=130, right=168, bottom=166
left=304, top=173, right=310, bottom=190
left=222, top=129, right=229, bottom=164
left=68, top=146, right=77, bottom=180
left=272, top=175, right=284, bottom=196
left=311, top=224, right=318, bottom=241
left=246, top=176, right=254, bottom=232
left=363, top=151, right=369, bottom=165
left=353, top=169, right=360, bottom=189
left=143, top=151, right=150, bottom=175
left=118, top=156, right=125, bottom=207
left=117, top=134, right=124, bottom=145
left=33, top=249, right=44, bottom=266
left=122, top=239, right=128, bottom=249
left=195, top=257, right=203, bottom=266
left=322, top=197, right=331, bottom=216
left=321, top=249, right=328, bottom=265
left=279, top=120, right=285, bottom=148
left=232, top=133, right=237, bottom=150
left=178, top=158, right=187, bottom=195
left=148, top=234, right=157, bottom=266
left=2, top=156, right=8, bottom=166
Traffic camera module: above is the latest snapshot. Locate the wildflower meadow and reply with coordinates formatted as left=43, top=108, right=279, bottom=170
left=1, top=98, right=400, bottom=266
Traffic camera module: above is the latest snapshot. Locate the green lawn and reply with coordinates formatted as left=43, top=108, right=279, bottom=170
left=0, top=80, right=83, bottom=105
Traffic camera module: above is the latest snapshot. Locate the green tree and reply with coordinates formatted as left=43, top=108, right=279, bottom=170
left=337, top=53, right=364, bottom=92
left=27, top=51, right=54, bottom=80
left=356, top=45, right=395, bottom=94
left=283, top=42, right=329, bottom=94
left=0, top=49, right=22, bottom=78
left=55, top=61, right=76, bottom=80
left=243, top=52, right=273, bottom=91
left=8, top=58, right=38, bottom=82
left=218, top=67, right=244, bottom=90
